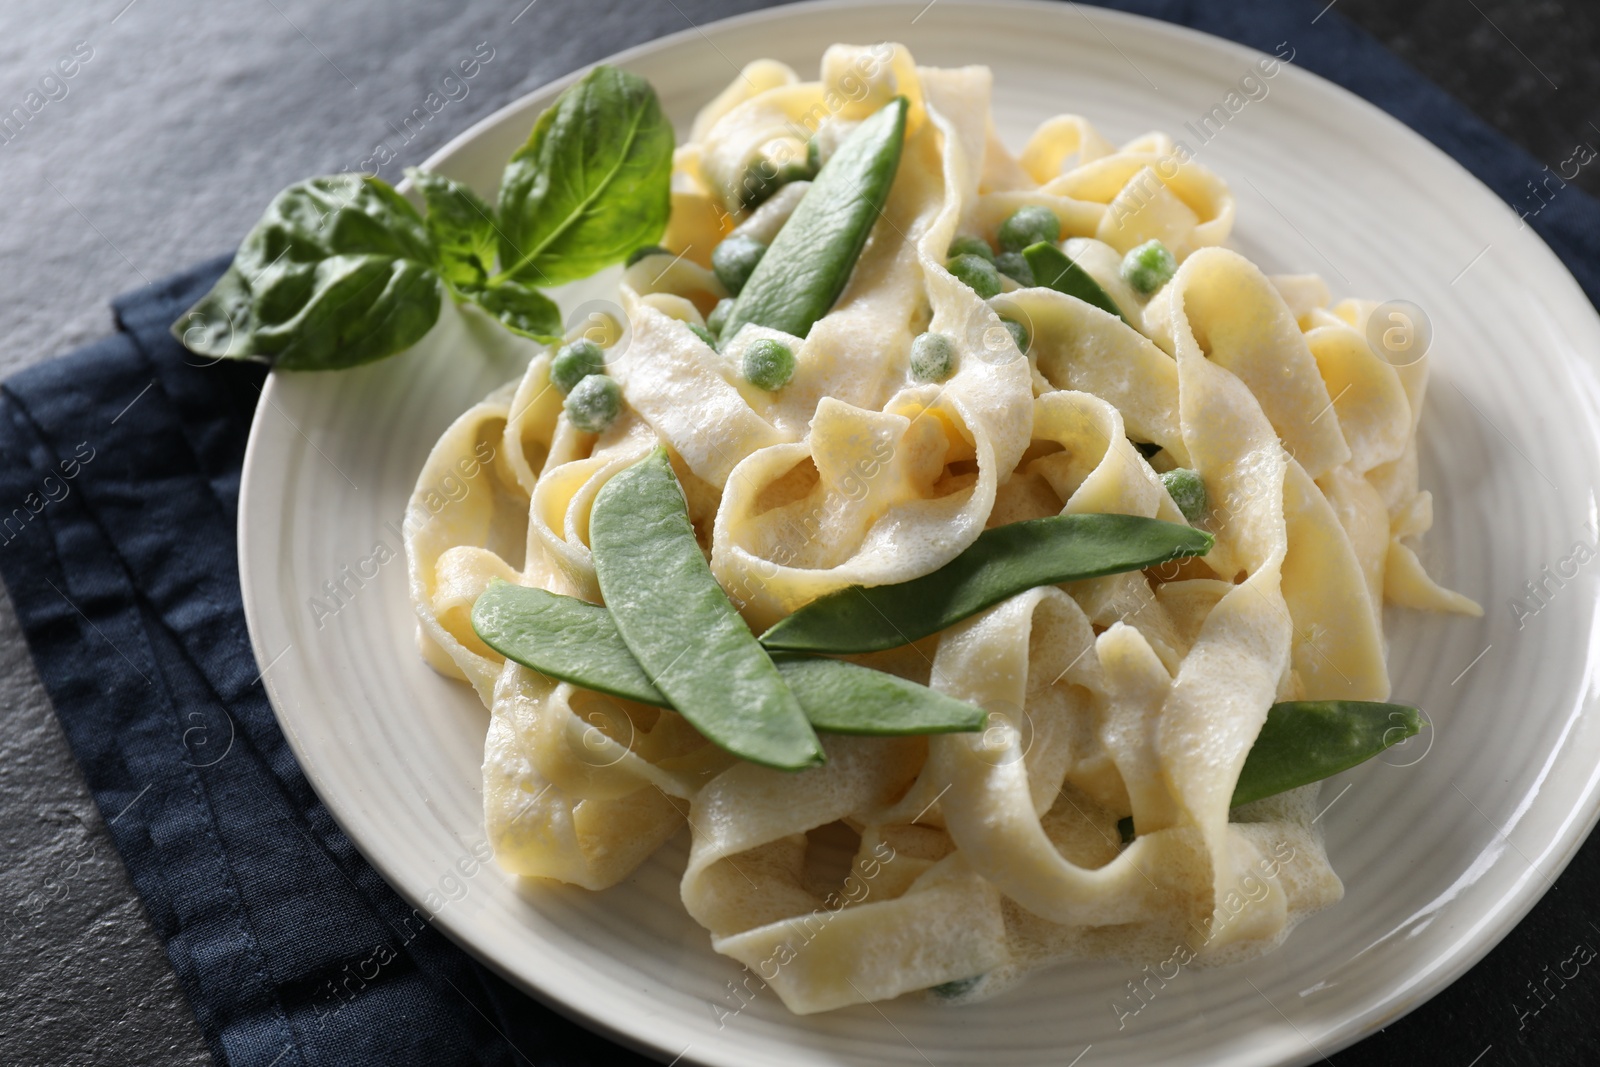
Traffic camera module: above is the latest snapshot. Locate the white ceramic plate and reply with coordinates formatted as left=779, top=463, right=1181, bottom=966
left=237, top=2, right=1600, bottom=1064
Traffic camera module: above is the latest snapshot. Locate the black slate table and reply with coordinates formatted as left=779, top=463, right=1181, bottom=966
left=1, top=2, right=1595, bottom=1065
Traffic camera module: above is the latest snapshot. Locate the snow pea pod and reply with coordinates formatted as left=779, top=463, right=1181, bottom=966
left=1022, top=241, right=1132, bottom=326
left=718, top=97, right=907, bottom=341
left=473, top=581, right=661, bottom=705
left=1231, top=699, right=1421, bottom=808
left=471, top=581, right=986, bottom=736
left=769, top=655, right=986, bottom=735
left=1117, top=700, right=1422, bottom=841
left=589, top=448, right=823, bottom=770
left=760, top=514, right=1213, bottom=655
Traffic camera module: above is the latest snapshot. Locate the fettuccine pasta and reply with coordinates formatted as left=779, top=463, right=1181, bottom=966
left=405, top=44, right=1478, bottom=1013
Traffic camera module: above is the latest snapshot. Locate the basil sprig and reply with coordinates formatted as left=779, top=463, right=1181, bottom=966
left=172, top=65, right=674, bottom=370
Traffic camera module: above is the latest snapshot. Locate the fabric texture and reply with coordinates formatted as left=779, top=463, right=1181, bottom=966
left=0, top=2, right=1594, bottom=1065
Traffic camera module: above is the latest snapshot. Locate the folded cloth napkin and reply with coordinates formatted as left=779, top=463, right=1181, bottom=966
left=1, top=2, right=1595, bottom=1066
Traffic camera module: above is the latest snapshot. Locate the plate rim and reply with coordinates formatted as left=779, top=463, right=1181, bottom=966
left=237, top=3, right=1600, bottom=1064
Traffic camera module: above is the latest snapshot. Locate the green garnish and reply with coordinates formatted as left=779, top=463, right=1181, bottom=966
left=775, top=655, right=984, bottom=734
left=946, top=253, right=1002, bottom=299
left=1121, top=239, right=1177, bottom=295
left=719, top=97, right=908, bottom=341
left=626, top=244, right=673, bottom=267
left=412, top=169, right=499, bottom=290
left=173, top=65, right=673, bottom=369
left=742, top=338, right=796, bottom=391
left=549, top=339, right=606, bottom=395
left=910, top=332, right=956, bottom=383
left=471, top=583, right=987, bottom=736
left=711, top=234, right=767, bottom=295
left=999, top=316, right=1030, bottom=354
left=760, top=514, right=1213, bottom=654
left=492, top=66, right=675, bottom=288
left=563, top=374, right=621, bottom=433
left=1022, top=241, right=1131, bottom=326
left=476, top=583, right=661, bottom=704
left=997, top=205, right=1061, bottom=252
left=947, top=235, right=995, bottom=263
left=1160, top=468, right=1207, bottom=523
left=1119, top=701, right=1423, bottom=840
left=994, top=250, right=1034, bottom=287
left=590, top=449, right=823, bottom=770
left=706, top=297, right=735, bottom=338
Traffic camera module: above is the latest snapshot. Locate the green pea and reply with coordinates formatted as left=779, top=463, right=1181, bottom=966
left=997, top=205, right=1061, bottom=252
left=549, top=339, right=606, bottom=395
left=761, top=514, right=1213, bottom=654
left=742, top=337, right=795, bottom=391
left=910, top=331, right=956, bottom=383
left=1161, top=468, right=1208, bottom=523
left=994, top=250, right=1034, bottom=286
left=947, top=235, right=995, bottom=263
left=686, top=322, right=717, bottom=348
left=712, top=234, right=767, bottom=295
left=947, top=253, right=1002, bottom=299
left=470, top=581, right=987, bottom=736
left=707, top=297, right=734, bottom=338
left=1000, top=316, right=1029, bottom=354
left=1121, top=239, right=1177, bottom=295
left=625, top=245, right=672, bottom=267
left=563, top=373, right=621, bottom=433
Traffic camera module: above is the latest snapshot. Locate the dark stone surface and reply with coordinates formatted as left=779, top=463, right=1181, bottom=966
left=1342, top=0, right=1600, bottom=200
left=0, top=2, right=1594, bottom=1065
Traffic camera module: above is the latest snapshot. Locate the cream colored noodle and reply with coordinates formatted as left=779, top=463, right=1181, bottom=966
left=404, top=44, right=1480, bottom=1013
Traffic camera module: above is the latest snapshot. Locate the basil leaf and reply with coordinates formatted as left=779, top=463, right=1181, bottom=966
left=493, top=65, right=674, bottom=288
left=470, top=581, right=986, bottom=736
left=1119, top=700, right=1421, bottom=841
left=590, top=449, right=823, bottom=770
left=760, top=514, right=1214, bottom=654
left=172, top=174, right=444, bottom=370
left=459, top=280, right=562, bottom=341
left=174, top=262, right=255, bottom=359
left=408, top=167, right=498, bottom=289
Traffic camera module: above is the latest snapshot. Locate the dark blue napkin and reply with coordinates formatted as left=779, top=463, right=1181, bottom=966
left=1, top=3, right=1595, bottom=1066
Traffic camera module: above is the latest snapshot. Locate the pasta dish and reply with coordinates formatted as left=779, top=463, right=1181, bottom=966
left=401, top=44, right=1479, bottom=1014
